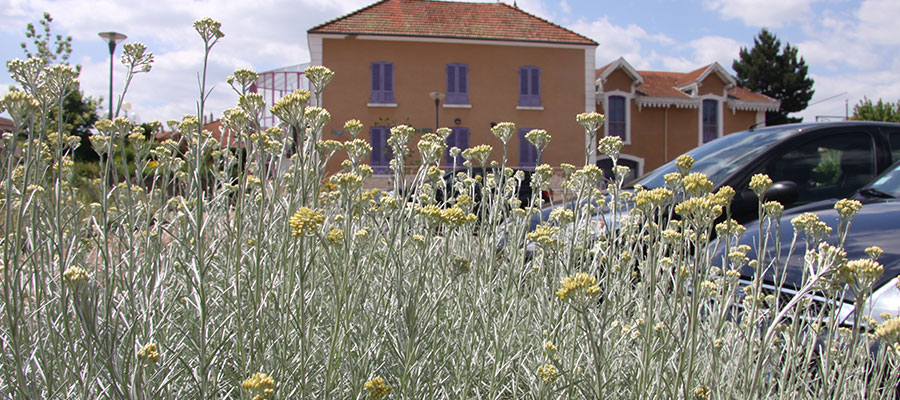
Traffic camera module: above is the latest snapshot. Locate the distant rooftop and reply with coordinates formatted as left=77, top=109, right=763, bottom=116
left=309, top=0, right=597, bottom=46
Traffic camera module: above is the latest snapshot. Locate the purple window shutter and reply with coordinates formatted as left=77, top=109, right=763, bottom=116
left=702, top=99, right=718, bottom=143
left=447, top=64, right=456, bottom=93
left=383, top=63, right=394, bottom=103
left=519, top=66, right=540, bottom=107
left=447, top=64, right=468, bottom=104
left=608, top=96, right=626, bottom=139
left=371, top=62, right=394, bottom=104
left=519, top=128, right=537, bottom=168
left=371, top=63, right=381, bottom=103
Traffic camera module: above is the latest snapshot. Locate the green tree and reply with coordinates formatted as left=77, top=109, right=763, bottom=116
left=850, top=97, right=900, bottom=122
left=733, top=28, right=815, bottom=126
left=20, top=12, right=102, bottom=161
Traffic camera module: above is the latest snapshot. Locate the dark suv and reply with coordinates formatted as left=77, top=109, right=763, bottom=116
left=532, top=121, right=900, bottom=231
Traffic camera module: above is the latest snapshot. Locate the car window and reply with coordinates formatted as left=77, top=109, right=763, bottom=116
left=635, top=126, right=797, bottom=189
left=761, top=133, right=875, bottom=203
left=889, top=131, right=900, bottom=164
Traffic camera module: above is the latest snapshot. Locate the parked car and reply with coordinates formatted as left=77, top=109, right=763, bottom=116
left=727, top=159, right=900, bottom=326
left=529, top=121, right=900, bottom=232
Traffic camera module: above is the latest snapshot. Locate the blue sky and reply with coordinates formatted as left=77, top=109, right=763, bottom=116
left=1, top=0, right=898, bottom=124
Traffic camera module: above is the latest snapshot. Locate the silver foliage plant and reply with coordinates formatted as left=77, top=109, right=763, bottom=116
left=0, top=17, right=898, bottom=400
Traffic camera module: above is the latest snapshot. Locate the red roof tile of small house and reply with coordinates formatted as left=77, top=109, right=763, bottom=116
left=597, top=61, right=777, bottom=103
left=0, top=117, right=13, bottom=133
left=309, top=0, right=597, bottom=46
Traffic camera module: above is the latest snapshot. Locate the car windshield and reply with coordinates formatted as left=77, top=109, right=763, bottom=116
left=632, top=126, right=799, bottom=189
left=864, top=161, right=900, bottom=197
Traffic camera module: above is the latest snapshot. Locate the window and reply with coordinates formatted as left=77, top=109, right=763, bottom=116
left=889, top=131, right=900, bottom=163
left=370, top=126, right=393, bottom=173
left=760, top=133, right=875, bottom=204
left=519, top=128, right=538, bottom=168
left=608, top=95, right=626, bottom=139
left=519, top=66, right=540, bottom=107
left=371, top=62, right=394, bottom=104
left=702, top=99, right=718, bottom=143
left=445, top=127, right=469, bottom=166
left=446, top=64, right=468, bottom=104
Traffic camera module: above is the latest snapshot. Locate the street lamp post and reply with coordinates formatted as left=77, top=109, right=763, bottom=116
left=428, top=91, right=445, bottom=132
left=98, top=31, right=127, bottom=120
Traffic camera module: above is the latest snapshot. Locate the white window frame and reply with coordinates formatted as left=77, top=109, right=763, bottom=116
left=697, top=95, right=724, bottom=145
left=603, top=90, right=632, bottom=145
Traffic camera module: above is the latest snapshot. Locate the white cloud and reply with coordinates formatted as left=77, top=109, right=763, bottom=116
left=687, top=36, right=742, bottom=71
left=853, top=0, right=900, bottom=46
left=568, top=17, right=674, bottom=69
left=796, top=69, right=900, bottom=122
left=559, top=0, right=572, bottom=14
left=0, top=0, right=374, bottom=122
left=703, top=0, right=813, bottom=28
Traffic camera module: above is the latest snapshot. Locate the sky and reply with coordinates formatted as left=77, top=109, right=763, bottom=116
left=1, top=0, right=899, bottom=125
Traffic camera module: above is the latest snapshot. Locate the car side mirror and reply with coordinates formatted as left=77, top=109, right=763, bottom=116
left=764, top=181, right=799, bottom=206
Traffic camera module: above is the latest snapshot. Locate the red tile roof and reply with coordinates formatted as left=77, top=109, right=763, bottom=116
left=0, top=117, right=13, bottom=133
left=597, top=62, right=776, bottom=103
left=309, top=0, right=597, bottom=46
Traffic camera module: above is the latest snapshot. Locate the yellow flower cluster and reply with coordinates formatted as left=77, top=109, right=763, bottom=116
left=837, top=258, right=884, bottom=289
left=462, top=144, right=493, bottom=166
left=877, top=317, right=900, bottom=344
left=326, top=228, right=344, bottom=246
left=749, top=173, right=773, bottom=197
left=693, top=384, right=711, bottom=400
left=525, top=129, right=551, bottom=151
left=598, top=136, right=623, bottom=158
left=674, top=195, right=723, bottom=227
left=834, top=198, right=863, bottom=221
left=364, top=376, right=392, bottom=400
left=576, top=112, right=605, bottom=132
left=137, top=342, right=160, bottom=364
left=526, top=224, right=560, bottom=248
left=289, top=207, right=325, bottom=236
left=536, top=363, right=559, bottom=382
left=491, top=122, right=517, bottom=144
left=344, top=119, right=364, bottom=138
left=440, top=207, right=476, bottom=227
left=866, top=246, right=884, bottom=260
left=790, top=212, right=833, bottom=241
left=634, top=187, right=673, bottom=211
left=63, top=266, right=89, bottom=289
left=682, top=172, right=714, bottom=197
left=242, top=372, right=275, bottom=400
left=331, top=172, right=363, bottom=191
left=675, top=154, right=694, bottom=174
left=555, top=273, right=600, bottom=303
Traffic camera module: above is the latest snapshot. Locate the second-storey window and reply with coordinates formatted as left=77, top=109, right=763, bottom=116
left=608, top=95, right=626, bottom=139
left=519, top=66, right=541, bottom=107
left=702, top=99, right=718, bottom=143
left=446, top=63, right=468, bottom=104
left=371, top=62, right=394, bottom=104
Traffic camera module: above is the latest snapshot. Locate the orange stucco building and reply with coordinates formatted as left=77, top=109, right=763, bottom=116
left=308, top=0, right=598, bottom=174
left=595, top=58, right=780, bottom=179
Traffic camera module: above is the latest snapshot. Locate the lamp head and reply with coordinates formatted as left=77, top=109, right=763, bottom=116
left=98, top=31, right=128, bottom=45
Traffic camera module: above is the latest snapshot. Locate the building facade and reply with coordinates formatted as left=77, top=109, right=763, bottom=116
left=595, top=58, right=780, bottom=178
left=308, top=0, right=598, bottom=174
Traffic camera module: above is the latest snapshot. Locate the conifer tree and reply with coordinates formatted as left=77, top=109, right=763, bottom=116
left=733, top=29, right=815, bottom=126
